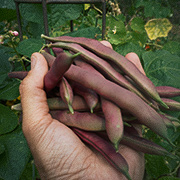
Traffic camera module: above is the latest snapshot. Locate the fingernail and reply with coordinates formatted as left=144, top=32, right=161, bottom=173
left=31, top=55, right=37, bottom=69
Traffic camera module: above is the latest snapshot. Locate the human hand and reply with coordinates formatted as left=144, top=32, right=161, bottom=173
left=20, top=42, right=145, bottom=180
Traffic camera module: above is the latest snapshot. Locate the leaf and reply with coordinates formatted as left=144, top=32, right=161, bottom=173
left=48, top=4, right=83, bottom=28
left=20, top=161, right=40, bottom=180
left=115, top=42, right=144, bottom=58
left=130, top=31, right=148, bottom=46
left=19, top=4, right=44, bottom=24
left=135, top=0, right=171, bottom=18
left=64, top=27, right=101, bottom=39
left=0, top=47, right=12, bottom=86
left=158, top=177, right=180, bottom=180
left=19, top=3, right=83, bottom=28
left=142, top=50, right=180, bottom=88
left=0, top=8, right=16, bottom=21
left=0, top=0, right=16, bottom=9
left=0, top=125, right=31, bottom=180
left=145, top=154, right=170, bottom=179
left=107, top=16, right=131, bottom=45
left=145, top=18, right=172, bottom=40
left=0, top=143, right=5, bottom=155
left=0, top=103, right=18, bottom=135
left=108, top=32, right=132, bottom=45
left=163, top=41, right=180, bottom=56
left=28, top=22, right=45, bottom=38
left=84, top=4, right=91, bottom=10
left=16, top=38, right=44, bottom=58
left=0, top=79, right=20, bottom=100
left=107, top=16, right=126, bottom=35
left=130, top=17, right=145, bottom=33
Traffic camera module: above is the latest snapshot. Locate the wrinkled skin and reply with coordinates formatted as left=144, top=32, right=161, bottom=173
left=20, top=41, right=145, bottom=180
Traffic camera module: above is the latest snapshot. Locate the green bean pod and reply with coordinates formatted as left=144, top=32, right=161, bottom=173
left=41, top=34, right=168, bottom=108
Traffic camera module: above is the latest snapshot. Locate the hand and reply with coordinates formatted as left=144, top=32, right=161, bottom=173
left=20, top=42, right=145, bottom=180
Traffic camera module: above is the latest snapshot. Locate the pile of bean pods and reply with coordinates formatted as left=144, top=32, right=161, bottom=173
left=9, top=35, right=180, bottom=180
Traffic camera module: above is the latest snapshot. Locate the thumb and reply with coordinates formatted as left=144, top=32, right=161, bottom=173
left=125, top=53, right=146, bottom=75
left=20, top=52, right=51, bottom=137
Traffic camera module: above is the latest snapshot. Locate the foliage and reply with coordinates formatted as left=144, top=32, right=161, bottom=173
left=0, top=0, right=179, bottom=179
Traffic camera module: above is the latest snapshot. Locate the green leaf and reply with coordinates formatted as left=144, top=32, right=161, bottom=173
left=0, top=79, right=20, bottom=100
left=16, top=38, right=44, bottom=58
left=0, top=47, right=12, bottom=86
left=82, top=9, right=99, bottom=27
left=163, top=41, right=180, bottom=56
left=158, top=177, right=180, bottom=180
left=0, top=103, right=18, bottom=135
left=48, top=4, right=83, bottom=28
left=28, top=22, right=45, bottom=38
left=145, top=18, right=172, bottom=40
left=107, top=16, right=130, bottom=45
left=130, top=31, right=148, bottom=46
left=0, top=8, right=16, bottom=21
left=145, top=154, right=170, bottom=179
left=19, top=4, right=44, bottom=24
left=107, top=16, right=126, bottom=35
left=135, top=0, right=171, bottom=18
left=64, top=27, right=101, bottom=39
left=0, top=125, right=31, bottom=180
left=130, top=17, right=145, bottom=33
left=0, top=0, right=16, bottom=9
left=115, top=42, right=144, bottom=58
left=0, top=143, right=5, bottom=155
left=18, top=3, right=83, bottom=29
left=142, top=50, right=180, bottom=88
left=108, top=32, right=132, bottom=45
left=20, top=160, right=40, bottom=180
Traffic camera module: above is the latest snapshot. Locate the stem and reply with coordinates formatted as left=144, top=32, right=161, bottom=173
left=31, top=160, right=36, bottom=180
left=39, top=44, right=47, bottom=53
left=9, top=34, right=20, bottom=56
left=91, top=4, right=102, bottom=14
left=9, top=34, right=27, bottom=71
left=146, top=42, right=163, bottom=48
left=22, top=56, right=31, bottom=63
left=20, top=60, right=26, bottom=71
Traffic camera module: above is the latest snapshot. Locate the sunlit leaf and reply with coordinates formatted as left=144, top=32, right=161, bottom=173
left=107, top=16, right=126, bottom=35
left=16, top=38, right=44, bottom=58
left=107, top=16, right=130, bottom=45
left=64, top=27, right=101, bottom=39
left=115, top=42, right=144, bottom=58
left=130, top=17, right=145, bottom=33
left=84, top=4, right=90, bottom=10
left=145, top=18, right=172, bottom=40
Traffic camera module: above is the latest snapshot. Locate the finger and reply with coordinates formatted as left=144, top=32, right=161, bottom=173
left=100, top=40, right=113, bottom=49
left=125, top=52, right=146, bottom=75
left=20, top=52, right=52, bottom=136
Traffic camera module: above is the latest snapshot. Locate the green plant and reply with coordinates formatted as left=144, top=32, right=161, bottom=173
left=0, top=0, right=179, bottom=179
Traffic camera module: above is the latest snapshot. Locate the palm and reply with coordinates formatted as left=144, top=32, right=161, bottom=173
left=27, top=115, right=144, bottom=180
